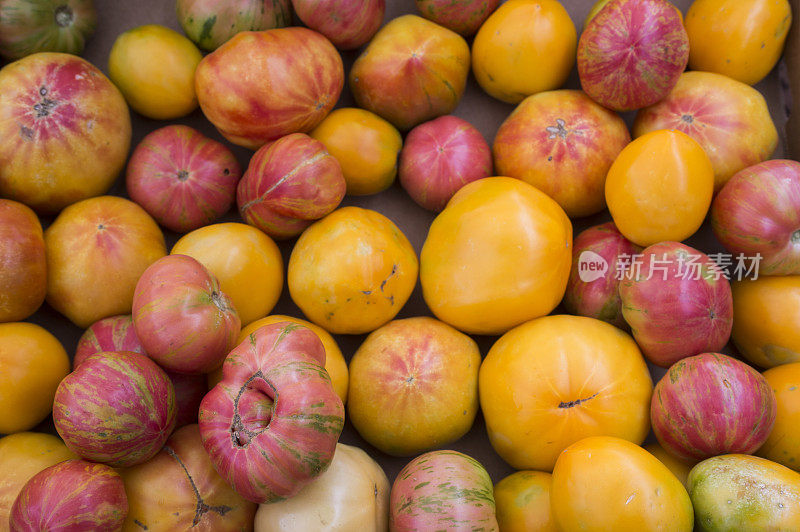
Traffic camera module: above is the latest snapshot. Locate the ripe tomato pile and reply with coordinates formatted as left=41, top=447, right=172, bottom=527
left=0, top=0, right=799, bottom=530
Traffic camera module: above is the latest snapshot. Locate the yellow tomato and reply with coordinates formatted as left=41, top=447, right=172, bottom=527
left=472, top=0, right=577, bottom=104
left=731, top=276, right=800, bottom=368
left=605, top=129, right=714, bottom=247
left=288, top=207, right=418, bottom=335
left=0, top=432, right=76, bottom=525
left=686, top=0, right=792, bottom=85
left=758, top=363, right=800, bottom=469
left=552, top=437, right=694, bottom=531
left=644, top=443, right=698, bottom=488
left=0, top=323, right=69, bottom=434
left=479, top=315, right=653, bottom=471
left=237, top=315, right=349, bottom=404
left=347, top=317, right=480, bottom=456
left=420, top=177, right=572, bottom=335
left=108, top=24, right=202, bottom=119
left=309, top=108, right=403, bottom=196
left=171, top=223, right=283, bottom=327
left=494, top=471, right=556, bottom=532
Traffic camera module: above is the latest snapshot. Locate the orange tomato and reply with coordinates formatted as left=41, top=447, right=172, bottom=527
left=644, top=443, right=698, bottom=488
left=494, top=471, right=556, bottom=532
left=44, top=196, right=167, bottom=328
left=237, top=314, right=349, bottom=404
left=171, top=223, right=283, bottom=327
left=0, top=323, right=70, bottom=433
left=288, top=206, right=418, bottom=335
left=479, top=315, right=653, bottom=471
left=309, top=108, right=402, bottom=196
left=472, top=0, right=577, bottom=104
left=686, top=0, right=792, bottom=85
left=731, top=276, right=800, bottom=368
left=605, top=129, right=714, bottom=247
left=0, top=200, right=45, bottom=322
left=551, top=437, right=694, bottom=531
left=420, top=177, right=572, bottom=335
left=0, top=432, right=76, bottom=525
left=758, top=362, right=800, bottom=470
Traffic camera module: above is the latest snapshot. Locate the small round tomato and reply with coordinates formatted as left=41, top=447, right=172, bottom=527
left=288, top=207, right=418, bottom=335
left=237, top=314, right=349, bottom=404
left=644, top=443, right=697, bottom=488
left=0, top=432, right=76, bottom=525
left=494, top=471, right=556, bottom=532
left=758, top=362, right=800, bottom=470
left=551, top=437, right=694, bottom=531
left=171, top=223, right=283, bottom=327
left=686, top=0, right=792, bottom=85
left=108, top=24, right=202, bottom=119
left=309, top=107, right=402, bottom=196
left=472, top=0, right=577, bottom=104
left=420, top=177, right=572, bottom=335
left=605, top=129, right=714, bottom=247
left=731, top=276, right=800, bottom=368
left=0, top=323, right=70, bottom=434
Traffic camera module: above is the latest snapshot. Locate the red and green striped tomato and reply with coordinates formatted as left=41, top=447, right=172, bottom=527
left=195, top=27, right=344, bottom=150
left=0, top=0, right=96, bottom=60
left=132, top=254, right=241, bottom=374
left=237, top=133, right=345, bottom=240
left=9, top=460, right=127, bottom=531
left=651, top=353, right=777, bottom=461
left=74, top=314, right=145, bottom=367
left=292, top=0, right=384, bottom=50
left=75, top=314, right=208, bottom=429
left=126, top=125, right=242, bottom=234
left=199, top=322, right=345, bottom=504
left=415, top=0, right=500, bottom=36
left=577, top=0, right=688, bottom=111
left=120, top=424, right=257, bottom=530
left=390, top=450, right=499, bottom=531
left=0, top=53, right=131, bottom=214
left=176, top=0, right=291, bottom=51
left=53, top=351, right=176, bottom=467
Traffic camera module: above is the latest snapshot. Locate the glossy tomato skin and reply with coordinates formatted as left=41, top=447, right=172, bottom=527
left=421, top=177, right=572, bottom=335
left=199, top=322, right=344, bottom=504
left=551, top=436, right=694, bottom=531
left=712, top=160, right=800, bottom=275
left=479, top=315, right=653, bottom=471
left=686, top=0, right=792, bottom=85
left=389, top=450, right=498, bottom=531
left=731, top=276, right=800, bottom=368
left=634, top=71, right=778, bottom=192
left=0, top=199, right=46, bottom=322
left=605, top=129, right=714, bottom=247
left=472, top=0, right=576, bottom=104
left=758, top=362, right=800, bottom=470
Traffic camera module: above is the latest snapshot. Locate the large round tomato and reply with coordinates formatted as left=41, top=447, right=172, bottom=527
left=731, top=276, right=800, bottom=368
left=237, top=314, right=349, bottom=405
left=605, top=129, right=714, bottom=247
left=172, top=223, right=283, bottom=327
left=420, top=177, right=572, bottom=335
left=686, top=0, right=792, bottom=85
left=472, top=0, right=576, bottom=104
left=0, top=322, right=70, bottom=433
left=551, top=436, right=693, bottom=531
left=0, top=432, right=75, bottom=525
left=758, top=362, right=800, bottom=470
left=479, top=314, right=653, bottom=471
